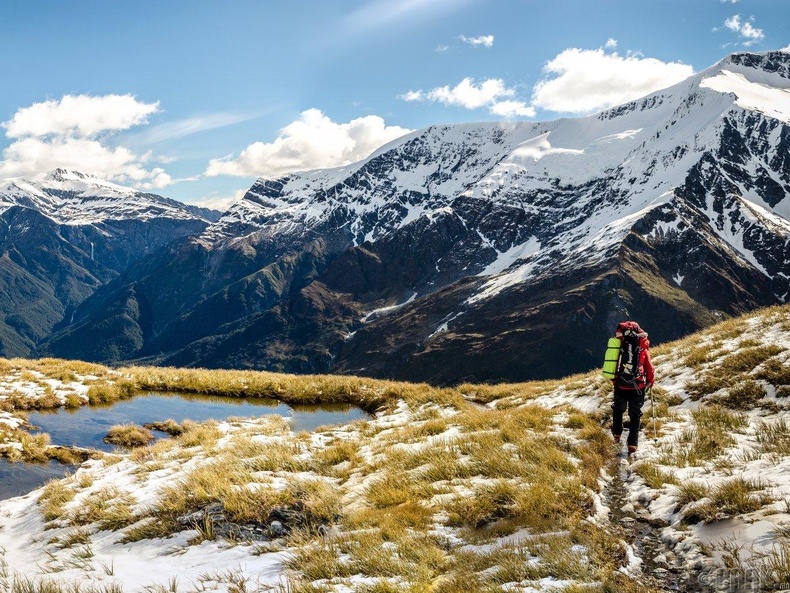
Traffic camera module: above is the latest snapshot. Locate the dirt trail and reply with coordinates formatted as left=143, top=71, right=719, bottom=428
left=605, top=451, right=701, bottom=592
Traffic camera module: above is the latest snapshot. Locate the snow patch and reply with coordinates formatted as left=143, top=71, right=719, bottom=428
left=701, top=70, right=790, bottom=123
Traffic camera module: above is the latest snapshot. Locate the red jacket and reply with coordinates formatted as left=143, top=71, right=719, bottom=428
left=614, top=322, right=655, bottom=390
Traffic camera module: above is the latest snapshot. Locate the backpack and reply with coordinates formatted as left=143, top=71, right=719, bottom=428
left=602, top=321, right=648, bottom=381
left=616, top=329, right=641, bottom=385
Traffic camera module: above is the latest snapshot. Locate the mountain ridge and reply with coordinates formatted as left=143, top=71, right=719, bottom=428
left=0, top=171, right=221, bottom=357
left=11, top=50, right=790, bottom=383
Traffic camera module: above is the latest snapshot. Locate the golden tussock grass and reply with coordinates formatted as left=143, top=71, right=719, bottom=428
left=18, top=432, right=51, bottom=463
left=38, top=478, right=76, bottom=522
left=87, top=381, right=135, bottom=405
left=659, top=405, right=746, bottom=467
left=11, top=307, right=790, bottom=590
left=129, top=436, right=179, bottom=463
left=680, top=477, right=772, bottom=523
left=713, top=380, right=768, bottom=410
left=756, top=419, right=790, bottom=456
left=123, top=365, right=463, bottom=413
left=104, top=424, right=154, bottom=448
left=633, top=461, right=679, bottom=489
left=236, top=439, right=306, bottom=472
left=142, top=419, right=183, bottom=436
left=76, top=472, right=94, bottom=489
left=70, top=486, right=137, bottom=530
left=176, top=420, right=222, bottom=448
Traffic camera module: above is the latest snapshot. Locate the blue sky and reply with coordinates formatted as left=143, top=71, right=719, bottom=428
left=0, top=0, right=788, bottom=208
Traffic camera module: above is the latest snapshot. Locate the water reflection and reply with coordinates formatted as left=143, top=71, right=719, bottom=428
left=28, top=392, right=366, bottom=452
left=2, top=392, right=366, bottom=500
left=0, top=458, right=73, bottom=499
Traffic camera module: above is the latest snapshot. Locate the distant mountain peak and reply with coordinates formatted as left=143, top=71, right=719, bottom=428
left=47, top=168, right=91, bottom=181
left=0, top=171, right=221, bottom=225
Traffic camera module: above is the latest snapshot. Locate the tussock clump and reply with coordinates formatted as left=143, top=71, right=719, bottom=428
left=48, top=446, right=85, bottom=465
left=756, top=419, right=790, bottom=456
left=143, top=419, right=184, bottom=436
left=680, top=478, right=771, bottom=523
left=634, top=461, right=679, bottom=489
left=242, top=440, right=306, bottom=472
left=87, top=381, right=135, bottom=405
left=714, top=380, right=767, bottom=410
left=365, top=472, right=429, bottom=509
left=755, top=358, right=790, bottom=387
left=688, top=374, right=734, bottom=399
left=312, top=438, right=360, bottom=475
left=684, top=344, right=719, bottom=368
left=688, top=345, right=784, bottom=400
left=104, top=424, right=154, bottom=448
left=38, top=479, right=76, bottom=522
left=448, top=480, right=520, bottom=528
left=693, top=405, right=747, bottom=432
left=719, top=345, right=786, bottom=375
left=448, top=476, right=589, bottom=531
left=129, top=436, right=178, bottom=463
left=660, top=405, right=746, bottom=466
left=64, top=393, right=83, bottom=409
left=57, top=527, right=91, bottom=549
left=177, top=420, right=222, bottom=448
left=220, top=477, right=341, bottom=529
left=70, top=486, right=137, bottom=530
left=19, top=432, right=52, bottom=463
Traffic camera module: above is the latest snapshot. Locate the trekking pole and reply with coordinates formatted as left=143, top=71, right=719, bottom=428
left=648, top=385, right=658, bottom=442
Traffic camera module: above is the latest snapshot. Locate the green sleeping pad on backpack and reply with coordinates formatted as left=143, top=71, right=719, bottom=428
left=602, top=337, right=621, bottom=379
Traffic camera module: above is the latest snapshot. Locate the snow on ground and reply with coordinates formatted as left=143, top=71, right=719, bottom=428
left=0, top=359, right=638, bottom=592
left=0, top=367, right=94, bottom=433
left=2, top=306, right=789, bottom=591
left=0, top=452, right=287, bottom=591
left=510, top=305, right=790, bottom=591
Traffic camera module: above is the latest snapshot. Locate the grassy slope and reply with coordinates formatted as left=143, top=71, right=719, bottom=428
left=0, top=303, right=788, bottom=591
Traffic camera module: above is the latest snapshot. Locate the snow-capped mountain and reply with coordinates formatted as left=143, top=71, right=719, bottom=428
left=0, top=171, right=220, bottom=357
left=209, top=51, right=790, bottom=301
left=0, top=169, right=219, bottom=225
left=37, top=51, right=790, bottom=382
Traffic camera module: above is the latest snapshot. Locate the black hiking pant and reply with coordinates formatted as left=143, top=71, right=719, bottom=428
left=611, top=385, right=645, bottom=447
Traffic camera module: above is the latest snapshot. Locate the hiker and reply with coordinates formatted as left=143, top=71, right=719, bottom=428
left=607, top=321, right=654, bottom=454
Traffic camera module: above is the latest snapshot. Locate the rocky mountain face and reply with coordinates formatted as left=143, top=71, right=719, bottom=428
left=30, top=51, right=790, bottom=383
left=0, top=170, right=219, bottom=356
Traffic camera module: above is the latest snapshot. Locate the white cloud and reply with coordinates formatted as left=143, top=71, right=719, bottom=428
left=426, top=78, right=513, bottom=109
left=490, top=101, right=536, bottom=118
left=205, top=109, right=412, bottom=178
left=783, top=44, right=790, bottom=52
left=402, top=77, right=535, bottom=119
left=0, top=94, right=173, bottom=188
left=400, top=90, right=425, bottom=102
left=605, top=38, right=618, bottom=49
left=723, top=14, right=765, bottom=46
left=0, top=136, right=168, bottom=187
left=3, top=94, right=158, bottom=139
left=459, top=34, right=494, bottom=48
left=531, top=48, right=694, bottom=114
left=435, top=44, right=450, bottom=53
left=721, top=0, right=740, bottom=3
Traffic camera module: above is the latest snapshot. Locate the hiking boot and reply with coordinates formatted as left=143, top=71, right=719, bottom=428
left=612, top=434, right=621, bottom=444
left=627, top=445, right=637, bottom=454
